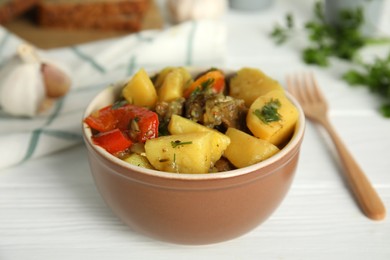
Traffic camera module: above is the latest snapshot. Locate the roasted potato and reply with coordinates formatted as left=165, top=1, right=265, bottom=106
left=122, top=68, right=158, bottom=108
left=156, top=67, right=192, bottom=102
left=230, top=67, right=284, bottom=107
left=145, top=132, right=215, bottom=173
left=224, top=127, right=279, bottom=168
left=123, top=153, right=154, bottom=169
left=247, top=90, right=298, bottom=146
left=168, top=114, right=230, bottom=162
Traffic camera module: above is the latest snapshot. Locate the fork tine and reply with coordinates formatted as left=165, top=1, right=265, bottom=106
left=289, top=72, right=325, bottom=105
left=301, top=72, right=316, bottom=103
left=297, top=73, right=311, bottom=103
left=286, top=73, right=307, bottom=104
left=286, top=74, right=295, bottom=95
left=286, top=74, right=301, bottom=99
left=307, top=72, right=327, bottom=105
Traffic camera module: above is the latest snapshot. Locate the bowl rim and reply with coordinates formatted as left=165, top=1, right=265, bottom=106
left=82, top=67, right=306, bottom=181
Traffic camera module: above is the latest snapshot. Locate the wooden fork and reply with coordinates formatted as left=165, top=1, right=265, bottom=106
left=286, top=72, right=386, bottom=221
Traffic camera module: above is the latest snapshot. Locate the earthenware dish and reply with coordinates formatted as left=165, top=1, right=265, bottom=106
left=82, top=68, right=306, bottom=245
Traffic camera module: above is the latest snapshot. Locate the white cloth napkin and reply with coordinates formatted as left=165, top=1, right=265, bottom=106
left=0, top=20, right=227, bottom=169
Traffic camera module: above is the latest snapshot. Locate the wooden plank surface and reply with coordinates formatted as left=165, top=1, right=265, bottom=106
left=0, top=142, right=389, bottom=260
left=2, top=0, right=164, bottom=49
left=1, top=0, right=389, bottom=259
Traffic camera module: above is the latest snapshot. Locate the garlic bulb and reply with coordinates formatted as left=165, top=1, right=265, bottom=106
left=167, top=0, right=227, bottom=23
left=0, top=44, right=71, bottom=117
left=0, top=58, right=45, bottom=117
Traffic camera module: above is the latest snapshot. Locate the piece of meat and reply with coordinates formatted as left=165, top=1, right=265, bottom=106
left=203, top=94, right=247, bottom=130
left=155, top=97, right=185, bottom=120
left=155, top=97, right=185, bottom=135
left=213, top=157, right=235, bottom=172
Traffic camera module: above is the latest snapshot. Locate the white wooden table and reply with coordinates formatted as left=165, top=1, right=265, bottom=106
left=1, top=0, right=390, bottom=259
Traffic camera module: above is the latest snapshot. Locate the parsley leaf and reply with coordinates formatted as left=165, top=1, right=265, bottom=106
left=269, top=13, right=294, bottom=45
left=270, top=1, right=390, bottom=118
left=253, top=99, right=282, bottom=124
left=270, top=2, right=368, bottom=66
left=380, top=104, right=390, bottom=118
left=343, top=54, right=390, bottom=116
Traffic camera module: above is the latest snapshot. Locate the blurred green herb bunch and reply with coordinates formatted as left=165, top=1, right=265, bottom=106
left=270, top=1, right=390, bottom=117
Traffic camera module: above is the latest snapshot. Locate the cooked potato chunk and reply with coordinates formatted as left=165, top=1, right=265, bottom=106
left=123, top=153, right=154, bottom=169
left=247, top=90, right=298, bottom=146
left=155, top=67, right=192, bottom=88
left=230, top=67, right=284, bottom=107
left=168, top=114, right=230, bottom=162
left=122, top=68, right=158, bottom=108
left=154, top=67, right=175, bottom=89
left=177, top=67, right=193, bottom=88
left=224, top=128, right=279, bottom=168
left=145, top=132, right=215, bottom=173
left=158, top=70, right=184, bottom=102
left=157, top=67, right=193, bottom=102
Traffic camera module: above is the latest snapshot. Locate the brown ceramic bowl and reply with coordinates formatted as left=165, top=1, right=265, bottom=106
left=82, top=68, right=305, bottom=245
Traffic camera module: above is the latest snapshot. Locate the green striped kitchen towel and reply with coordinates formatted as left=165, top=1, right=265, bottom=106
left=0, top=20, right=226, bottom=169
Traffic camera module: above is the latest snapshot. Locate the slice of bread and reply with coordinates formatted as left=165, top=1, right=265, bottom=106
left=0, top=0, right=39, bottom=24
left=37, top=0, right=150, bottom=31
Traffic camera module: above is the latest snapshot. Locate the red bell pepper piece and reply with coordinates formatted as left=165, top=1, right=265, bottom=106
left=84, top=105, right=118, bottom=132
left=121, top=105, right=159, bottom=142
left=92, top=128, right=133, bottom=154
left=183, top=69, right=225, bottom=98
left=85, top=104, right=159, bottom=143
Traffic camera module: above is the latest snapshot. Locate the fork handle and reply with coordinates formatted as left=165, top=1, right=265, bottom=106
left=320, top=118, right=386, bottom=220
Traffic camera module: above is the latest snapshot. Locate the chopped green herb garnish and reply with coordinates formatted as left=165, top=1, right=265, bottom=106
left=201, top=78, right=214, bottom=89
left=171, top=140, right=193, bottom=148
left=253, top=99, right=282, bottom=124
left=129, top=118, right=140, bottom=132
left=190, top=78, right=215, bottom=97
left=190, top=87, right=201, bottom=97
left=111, top=99, right=128, bottom=110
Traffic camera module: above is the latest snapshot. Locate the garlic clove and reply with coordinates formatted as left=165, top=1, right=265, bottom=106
left=42, top=63, right=71, bottom=98
left=0, top=59, right=46, bottom=117
left=17, top=43, right=72, bottom=99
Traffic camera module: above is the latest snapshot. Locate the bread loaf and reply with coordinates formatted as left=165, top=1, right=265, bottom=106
left=0, top=0, right=38, bottom=24
left=37, top=0, right=150, bottom=31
